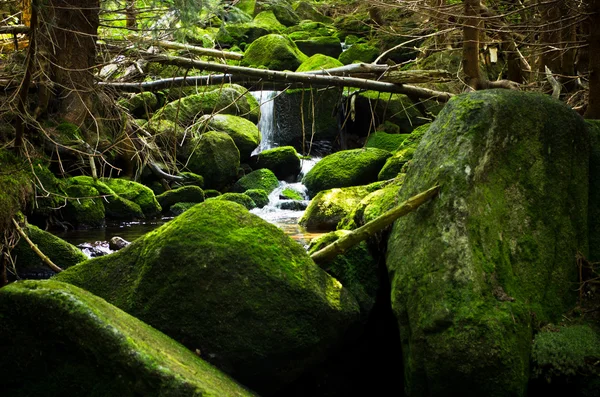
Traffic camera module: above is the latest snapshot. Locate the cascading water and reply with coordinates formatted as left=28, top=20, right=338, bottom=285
left=251, top=90, right=279, bottom=154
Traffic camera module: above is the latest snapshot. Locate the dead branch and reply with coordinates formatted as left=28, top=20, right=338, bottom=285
left=128, top=35, right=243, bottom=60
left=11, top=218, right=63, bottom=273
left=310, top=185, right=441, bottom=265
left=0, top=25, right=30, bottom=34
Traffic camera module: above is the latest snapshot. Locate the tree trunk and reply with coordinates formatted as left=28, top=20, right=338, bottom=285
left=38, top=0, right=100, bottom=129
left=585, top=0, right=600, bottom=119
left=126, top=0, right=136, bottom=29
left=538, top=1, right=561, bottom=75
left=463, top=0, right=483, bottom=89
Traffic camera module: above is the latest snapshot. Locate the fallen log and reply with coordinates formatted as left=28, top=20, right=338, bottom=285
left=128, top=35, right=243, bottom=60
left=310, top=185, right=441, bottom=265
left=0, top=25, right=30, bottom=34
left=102, top=53, right=455, bottom=102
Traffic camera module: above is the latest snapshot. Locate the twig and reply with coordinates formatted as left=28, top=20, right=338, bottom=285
left=11, top=218, right=63, bottom=273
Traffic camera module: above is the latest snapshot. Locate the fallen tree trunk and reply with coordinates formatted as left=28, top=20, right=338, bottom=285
left=310, top=185, right=441, bottom=265
left=101, top=53, right=455, bottom=101
left=0, top=25, right=30, bottom=34
left=128, top=35, right=243, bottom=60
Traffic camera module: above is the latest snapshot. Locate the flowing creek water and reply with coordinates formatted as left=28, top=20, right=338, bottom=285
left=56, top=91, right=323, bottom=257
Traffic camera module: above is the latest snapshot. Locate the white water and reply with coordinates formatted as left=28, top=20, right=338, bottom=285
left=251, top=90, right=279, bottom=154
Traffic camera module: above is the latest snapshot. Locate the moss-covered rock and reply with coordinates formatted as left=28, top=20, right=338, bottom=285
left=308, top=230, right=378, bottom=319
left=255, top=0, right=300, bottom=26
left=338, top=43, right=379, bottom=65
left=386, top=90, right=589, bottom=396
left=0, top=280, right=257, bottom=397
left=294, top=36, right=342, bottom=58
left=118, top=92, right=159, bottom=119
left=280, top=187, right=304, bottom=201
left=196, top=114, right=260, bottom=161
left=67, top=176, right=144, bottom=221
left=248, top=146, right=301, bottom=180
left=210, top=192, right=257, bottom=209
left=186, top=131, right=240, bottom=190
left=296, top=53, right=343, bottom=72
left=236, top=0, right=256, bottom=16
left=293, top=1, right=333, bottom=24
left=273, top=87, right=342, bottom=153
left=243, top=188, right=269, bottom=208
left=156, top=186, right=205, bottom=212
left=377, top=147, right=414, bottom=180
left=299, top=185, right=371, bottom=231
left=168, top=202, right=198, bottom=216
left=365, top=132, right=409, bottom=152
left=0, top=150, right=33, bottom=230
left=102, top=178, right=161, bottom=218
left=216, top=10, right=284, bottom=47
left=55, top=200, right=360, bottom=394
left=204, top=189, right=222, bottom=198
left=63, top=184, right=106, bottom=228
left=177, top=172, right=205, bottom=188
left=151, top=86, right=259, bottom=127
left=587, top=120, right=600, bottom=262
left=232, top=168, right=279, bottom=194
left=302, top=148, right=392, bottom=197
left=145, top=119, right=186, bottom=151
left=241, top=34, right=308, bottom=71
left=12, top=224, right=86, bottom=279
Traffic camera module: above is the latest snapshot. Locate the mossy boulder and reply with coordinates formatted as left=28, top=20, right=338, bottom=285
left=273, top=87, right=342, bottom=153
left=365, top=132, right=410, bottom=152
left=299, top=185, right=371, bottom=231
left=152, top=86, right=259, bottom=127
left=243, top=189, right=269, bottom=208
left=145, top=119, right=185, bottom=151
left=168, top=202, right=198, bottom=216
left=63, top=184, right=106, bottom=228
left=67, top=177, right=144, bottom=221
left=293, top=1, right=333, bottom=24
left=308, top=230, right=379, bottom=319
left=156, top=186, right=205, bottom=212
left=248, top=146, right=302, bottom=180
left=241, top=34, right=308, bottom=71
left=196, top=114, right=261, bottom=161
left=232, top=168, right=279, bottom=194
left=12, top=224, right=86, bottom=279
left=255, top=0, right=300, bottom=26
left=377, top=147, right=415, bottom=180
left=302, top=148, right=392, bottom=197
left=102, top=178, right=161, bottom=218
left=236, top=0, right=256, bottom=16
left=216, top=10, right=284, bottom=47
left=338, top=43, right=379, bottom=65
left=118, top=92, right=159, bottom=119
left=186, top=131, right=240, bottom=190
left=280, top=187, right=304, bottom=201
left=587, top=120, right=600, bottom=262
left=0, top=280, right=257, bottom=397
left=386, top=90, right=589, bottom=396
left=296, top=53, right=343, bottom=72
left=55, top=200, right=360, bottom=394
left=210, top=192, right=257, bottom=210
left=0, top=150, right=33, bottom=230
left=176, top=172, right=205, bottom=188
left=293, top=36, right=342, bottom=58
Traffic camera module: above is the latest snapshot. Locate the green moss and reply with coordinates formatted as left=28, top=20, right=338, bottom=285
left=308, top=230, right=379, bottom=319
left=0, top=149, right=33, bottom=230
left=365, top=132, right=409, bottom=152
left=294, top=36, right=342, bottom=58
left=338, top=43, right=379, bottom=65
left=296, top=54, right=343, bottom=72
left=299, top=185, right=371, bottom=231
left=302, top=148, right=392, bottom=197
left=587, top=120, right=600, bottom=262
left=232, top=168, right=279, bottom=194
left=63, top=184, right=105, bottom=227
left=0, top=280, right=257, bottom=396
left=168, top=202, right=199, bottom=216
left=145, top=119, right=185, bottom=151
left=377, top=120, right=401, bottom=135
left=186, top=131, right=240, bottom=191
left=293, top=1, right=333, bottom=24
left=118, top=92, right=158, bottom=118
left=281, top=187, right=304, bottom=201
left=236, top=0, right=256, bottom=16
left=241, top=34, right=308, bottom=71
left=532, top=325, right=600, bottom=382
left=243, top=189, right=269, bottom=208
left=177, top=172, right=205, bottom=188
left=210, top=192, right=256, bottom=209
left=386, top=90, right=589, bottom=395
left=55, top=122, right=82, bottom=141
left=12, top=224, right=86, bottom=277
left=55, top=200, right=360, bottom=393
left=249, top=146, right=301, bottom=180
left=204, top=189, right=222, bottom=198
left=216, top=10, right=284, bottom=47
left=156, top=186, right=205, bottom=212
left=255, top=0, right=299, bottom=26
left=377, top=147, right=415, bottom=180
left=355, top=90, right=427, bottom=134
left=102, top=178, right=161, bottom=218
left=197, top=114, right=260, bottom=161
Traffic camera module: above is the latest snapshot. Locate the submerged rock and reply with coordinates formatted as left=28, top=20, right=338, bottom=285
left=0, top=280, right=257, bottom=397
left=55, top=200, right=360, bottom=394
left=386, top=90, right=589, bottom=396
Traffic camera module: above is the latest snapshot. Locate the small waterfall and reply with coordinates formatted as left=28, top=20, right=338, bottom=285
left=252, top=90, right=279, bottom=154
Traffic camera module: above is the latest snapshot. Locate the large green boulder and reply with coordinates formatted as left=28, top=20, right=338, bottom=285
left=156, top=186, right=205, bottom=212
left=293, top=36, right=342, bottom=58
left=338, top=43, right=379, bottom=65
left=210, top=192, right=257, bottom=210
left=386, top=90, right=589, bottom=396
left=145, top=119, right=185, bottom=151
left=216, top=10, right=285, bottom=47
left=63, top=183, right=105, bottom=228
left=196, top=114, right=261, bottom=161
left=293, top=1, right=333, bottom=24
left=241, top=34, right=308, bottom=71
left=186, top=131, right=240, bottom=191
left=365, top=132, right=410, bottom=152
left=302, top=148, right=392, bottom=197
left=296, top=54, right=343, bottom=72
left=248, top=146, right=301, bottom=180
left=11, top=224, right=87, bottom=279
left=55, top=200, right=360, bottom=394
left=232, top=168, right=279, bottom=194
left=0, top=280, right=257, bottom=397
left=378, top=124, right=431, bottom=180
left=255, top=0, right=300, bottom=26
left=299, top=185, right=370, bottom=231
left=102, top=178, right=162, bottom=218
